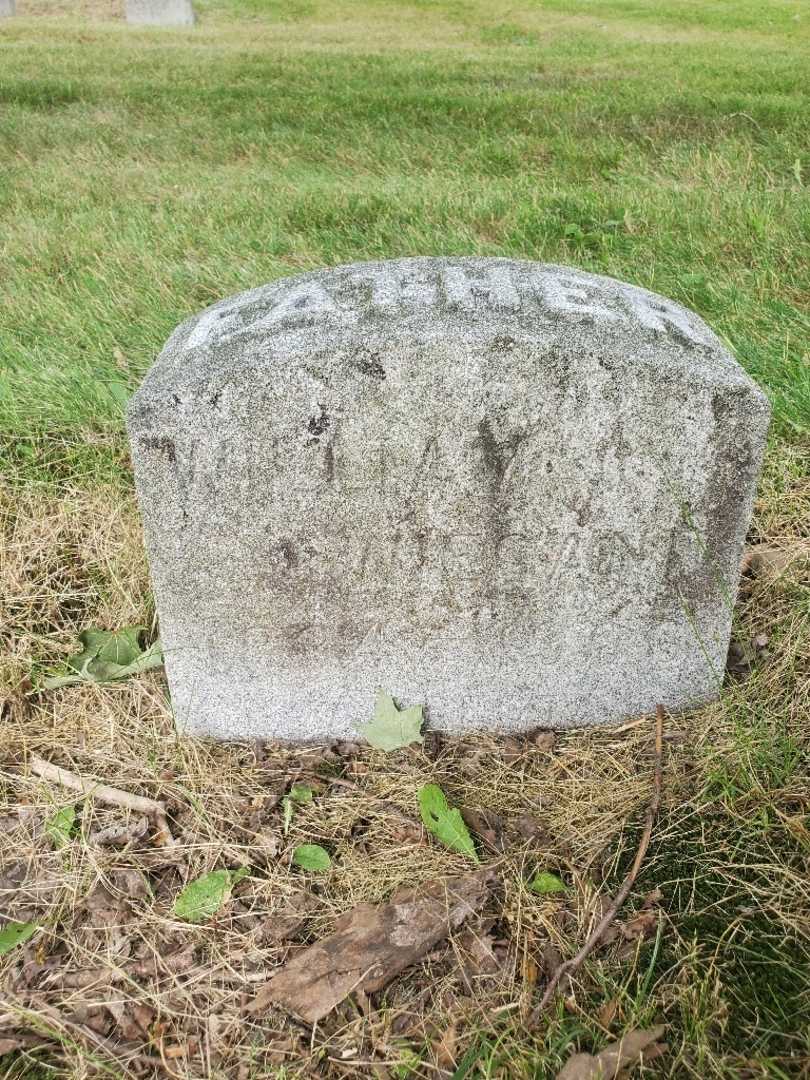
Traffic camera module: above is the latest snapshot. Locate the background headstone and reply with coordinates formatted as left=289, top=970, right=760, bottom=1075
left=125, top=0, right=194, bottom=27
left=0, top=0, right=15, bottom=17
left=128, top=258, right=770, bottom=740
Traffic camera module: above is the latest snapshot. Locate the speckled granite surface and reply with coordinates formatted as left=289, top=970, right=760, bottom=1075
left=128, top=258, right=770, bottom=739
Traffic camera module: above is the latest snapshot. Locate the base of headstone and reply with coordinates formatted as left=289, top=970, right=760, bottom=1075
left=0, top=0, right=15, bottom=17
left=125, top=0, right=195, bottom=27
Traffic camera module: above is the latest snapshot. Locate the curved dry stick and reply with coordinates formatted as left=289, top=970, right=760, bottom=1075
left=29, top=754, right=176, bottom=846
left=533, top=705, right=665, bottom=1017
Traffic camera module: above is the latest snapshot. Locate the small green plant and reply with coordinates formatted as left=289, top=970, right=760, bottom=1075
left=0, top=921, right=39, bottom=957
left=173, top=867, right=249, bottom=923
left=417, top=784, right=479, bottom=863
left=282, top=782, right=313, bottom=835
left=529, top=870, right=566, bottom=895
left=45, top=804, right=77, bottom=849
left=42, top=627, right=163, bottom=689
left=292, top=844, right=332, bottom=871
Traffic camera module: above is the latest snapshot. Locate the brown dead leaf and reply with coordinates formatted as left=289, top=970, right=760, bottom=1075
left=248, top=868, right=495, bottom=1024
left=434, top=1022, right=458, bottom=1070
left=597, top=998, right=619, bottom=1028
left=255, top=890, right=319, bottom=944
left=741, top=543, right=807, bottom=580
left=620, top=909, right=658, bottom=941
left=556, top=1026, right=666, bottom=1079
left=456, top=919, right=502, bottom=992
left=460, top=807, right=505, bottom=852
left=512, top=813, right=548, bottom=843
left=532, top=731, right=557, bottom=752
left=128, top=946, right=195, bottom=979
left=106, top=1000, right=155, bottom=1040
left=501, top=736, right=526, bottom=764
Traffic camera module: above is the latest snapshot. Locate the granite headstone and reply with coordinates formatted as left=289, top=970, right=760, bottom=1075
left=125, top=0, right=194, bottom=27
left=128, top=258, right=770, bottom=739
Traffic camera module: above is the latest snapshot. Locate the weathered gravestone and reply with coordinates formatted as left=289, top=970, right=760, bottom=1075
left=125, top=0, right=194, bottom=27
left=0, top=0, right=15, bottom=17
left=128, top=258, right=770, bottom=740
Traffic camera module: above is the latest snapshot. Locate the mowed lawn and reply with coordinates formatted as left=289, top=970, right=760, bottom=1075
left=0, top=0, right=808, bottom=460
left=0, top=2, right=809, bottom=1079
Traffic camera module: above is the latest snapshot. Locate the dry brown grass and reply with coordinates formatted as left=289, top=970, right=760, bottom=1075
left=1, top=446, right=809, bottom=1078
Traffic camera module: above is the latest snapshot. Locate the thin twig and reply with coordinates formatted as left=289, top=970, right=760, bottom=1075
left=532, top=705, right=665, bottom=1017
left=29, top=754, right=176, bottom=845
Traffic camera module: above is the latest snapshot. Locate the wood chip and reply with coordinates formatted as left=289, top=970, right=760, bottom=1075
left=247, top=868, right=495, bottom=1024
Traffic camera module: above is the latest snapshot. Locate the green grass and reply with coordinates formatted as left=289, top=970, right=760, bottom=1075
left=0, top=0, right=809, bottom=474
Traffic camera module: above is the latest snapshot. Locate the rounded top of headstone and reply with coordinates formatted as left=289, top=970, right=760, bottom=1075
left=129, top=258, right=769, bottom=421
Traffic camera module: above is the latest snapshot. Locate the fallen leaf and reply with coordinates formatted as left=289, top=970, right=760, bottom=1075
left=45, top=804, right=76, bottom=849
left=533, top=731, right=557, bottom=752
left=460, top=806, right=505, bottom=852
left=42, top=626, right=163, bottom=689
left=0, top=1039, right=25, bottom=1056
left=457, top=920, right=502, bottom=991
left=513, top=813, right=547, bottom=842
left=597, top=998, right=619, bottom=1028
left=741, top=543, right=807, bottom=580
left=530, top=871, right=567, bottom=895
left=0, top=920, right=39, bottom=956
left=555, top=1025, right=666, bottom=1079
left=256, top=890, right=319, bottom=944
left=434, top=1022, right=458, bottom=1070
left=621, top=909, right=658, bottom=941
left=173, top=867, right=249, bottom=923
left=358, top=689, right=424, bottom=751
left=418, top=784, right=479, bottom=863
left=248, top=868, right=494, bottom=1023
left=292, top=843, right=331, bottom=871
